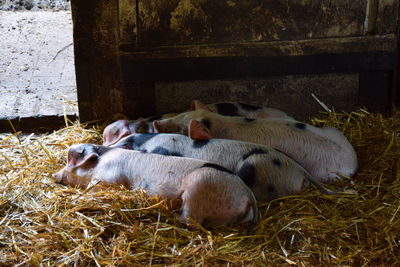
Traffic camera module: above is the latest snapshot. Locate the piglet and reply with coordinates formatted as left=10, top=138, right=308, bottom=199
left=113, top=133, right=338, bottom=201
left=52, top=144, right=258, bottom=230
left=153, top=109, right=358, bottom=183
left=192, top=100, right=293, bottom=120
left=103, top=101, right=291, bottom=146
left=103, top=113, right=178, bottom=146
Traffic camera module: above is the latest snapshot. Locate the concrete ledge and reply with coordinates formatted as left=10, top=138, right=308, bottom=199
left=0, top=115, right=78, bottom=133
left=0, top=11, right=77, bottom=132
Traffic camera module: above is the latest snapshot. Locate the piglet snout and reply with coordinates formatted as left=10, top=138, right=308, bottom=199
left=52, top=170, right=63, bottom=184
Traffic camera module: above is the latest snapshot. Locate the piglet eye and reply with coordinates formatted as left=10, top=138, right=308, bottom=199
left=110, top=126, right=119, bottom=135
left=75, top=146, right=85, bottom=155
left=137, top=127, right=146, bottom=133
left=180, top=128, right=188, bottom=135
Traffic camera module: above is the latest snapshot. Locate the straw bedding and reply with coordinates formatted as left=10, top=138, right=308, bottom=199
left=1, top=108, right=399, bottom=266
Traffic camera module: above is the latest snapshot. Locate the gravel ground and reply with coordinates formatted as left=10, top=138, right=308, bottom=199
left=0, top=0, right=70, bottom=11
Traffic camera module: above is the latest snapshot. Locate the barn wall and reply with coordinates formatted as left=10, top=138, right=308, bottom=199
left=72, top=0, right=399, bottom=121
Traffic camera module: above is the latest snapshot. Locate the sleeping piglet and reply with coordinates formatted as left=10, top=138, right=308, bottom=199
left=102, top=113, right=177, bottom=146
left=192, top=100, right=293, bottom=120
left=52, top=144, right=258, bottom=230
left=112, top=133, right=338, bottom=201
left=102, top=101, right=291, bottom=146
left=152, top=109, right=358, bottom=183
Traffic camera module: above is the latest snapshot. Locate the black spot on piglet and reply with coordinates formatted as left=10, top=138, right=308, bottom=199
left=200, top=163, right=234, bottom=174
left=244, top=118, right=255, bottom=122
left=242, top=148, right=268, bottom=160
left=237, top=163, right=256, bottom=188
left=151, top=147, right=169, bottom=155
left=192, top=139, right=210, bottom=148
left=272, top=159, right=281, bottom=167
left=118, top=133, right=157, bottom=150
left=151, top=146, right=182, bottom=157
left=135, top=133, right=158, bottom=146
left=295, top=122, right=306, bottom=130
left=151, top=147, right=171, bottom=155
left=113, top=136, right=135, bottom=149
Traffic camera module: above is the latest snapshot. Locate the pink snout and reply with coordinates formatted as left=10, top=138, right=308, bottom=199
left=52, top=170, right=63, bottom=184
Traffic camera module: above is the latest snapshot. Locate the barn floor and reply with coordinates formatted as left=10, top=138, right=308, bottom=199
left=0, top=109, right=399, bottom=265
left=0, top=10, right=77, bottom=132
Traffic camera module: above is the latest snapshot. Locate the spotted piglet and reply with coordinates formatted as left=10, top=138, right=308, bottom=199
left=103, top=101, right=291, bottom=146
left=112, top=133, right=338, bottom=201
left=153, top=109, right=358, bottom=183
left=52, top=144, right=258, bottom=230
left=192, top=100, right=293, bottom=120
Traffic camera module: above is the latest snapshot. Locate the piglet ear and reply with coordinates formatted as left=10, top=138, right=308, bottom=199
left=191, top=100, right=211, bottom=111
left=189, top=119, right=212, bottom=140
left=103, top=120, right=132, bottom=146
left=103, top=127, right=131, bottom=146
left=67, top=150, right=99, bottom=169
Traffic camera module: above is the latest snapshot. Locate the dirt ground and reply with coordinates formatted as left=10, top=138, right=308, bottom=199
left=0, top=10, right=77, bottom=122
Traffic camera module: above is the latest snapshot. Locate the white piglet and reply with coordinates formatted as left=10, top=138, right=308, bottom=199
left=52, top=144, right=258, bottom=231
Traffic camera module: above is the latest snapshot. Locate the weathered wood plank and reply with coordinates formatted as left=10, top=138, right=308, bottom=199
left=131, top=0, right=368, bottom=46
left=120, top=51, right=396, bottom=82
left=120, top=35, right=397, bottom=58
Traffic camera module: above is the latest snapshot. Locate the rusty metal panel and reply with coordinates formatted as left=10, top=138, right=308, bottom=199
left=131, top=0, right=367, bottom=46
left=119, top=0, right=138, bottom=43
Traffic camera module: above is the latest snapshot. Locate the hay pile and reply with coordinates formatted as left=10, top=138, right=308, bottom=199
left=1, top=109, right=400, bottom=266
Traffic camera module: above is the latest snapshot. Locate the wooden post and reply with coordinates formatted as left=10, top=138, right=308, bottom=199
left=71, top=0, right=122, bottom=122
